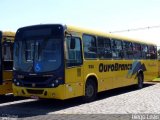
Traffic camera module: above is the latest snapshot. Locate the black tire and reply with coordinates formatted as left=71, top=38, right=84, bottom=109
left=137, top=73, right=143, bottom=89
left=0, top=94, right=5, bottom=100
left=83, top=79, right=97, bottom=102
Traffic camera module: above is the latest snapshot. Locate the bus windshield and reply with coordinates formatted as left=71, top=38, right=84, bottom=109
left=14, top=38, right=62, bottom=73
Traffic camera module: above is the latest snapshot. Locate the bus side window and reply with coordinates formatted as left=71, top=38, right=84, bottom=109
left=65, top=37, right=82, bottom=67
left=83, top=34, right=97, bottom=59
left=97, top=37, right=112, bottom=59
left=154, top=46, right=157, bottom=59
left=111, top=39, right=123, bottom=59
left=123, top=41, right=133, bottom=59
left=141, top=45, right=148, bottom=59
left=3, top=42, right=12, bottom=61
left=148, top=45, right=157, bottom=59
left=132, top=43, right=142, bottom=59
left=2, top=41, right=14, bottom=70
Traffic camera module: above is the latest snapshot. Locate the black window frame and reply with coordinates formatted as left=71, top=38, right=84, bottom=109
left=2, top=40, right=14, bottom=71
left=111, top=39, right=123, bottom=59
left=65, top=36, right=83, bottom=67
left=82, top=34, right=97, bottom=59
left=97, top=36, right=112, bottom=59
left=0, top=31, right=2, bottom=84
left=141, top=44, right=149, bottom=59
left=123, top=41, right=134, bottom=59
left=132, top=42, right=142, bottom=59
left=148, top=45, right=157, bottom=59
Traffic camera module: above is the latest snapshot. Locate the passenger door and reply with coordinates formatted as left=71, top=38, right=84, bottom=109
left=2, top=40, right=14, bottom=82
left=65, top=36, right=84, bottom=98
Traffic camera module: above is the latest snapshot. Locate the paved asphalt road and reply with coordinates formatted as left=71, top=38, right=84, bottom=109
left=0, top=82, right=160, bottom=120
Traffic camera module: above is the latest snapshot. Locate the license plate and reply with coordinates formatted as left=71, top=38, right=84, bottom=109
left=31, top=95, right=39, bottom=99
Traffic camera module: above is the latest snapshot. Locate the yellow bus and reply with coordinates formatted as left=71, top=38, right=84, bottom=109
left=13, top=24, right=158, bottom=101
left=0, top=31, right=15, bottom=95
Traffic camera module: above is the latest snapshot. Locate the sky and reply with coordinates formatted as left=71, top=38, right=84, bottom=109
left=1, top=0, right=160, bottom=46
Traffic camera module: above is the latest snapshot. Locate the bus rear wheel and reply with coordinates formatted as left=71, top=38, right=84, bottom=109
left=137, top=73, right=143, bottom=89
left=83, top=79, right=97, bottom=102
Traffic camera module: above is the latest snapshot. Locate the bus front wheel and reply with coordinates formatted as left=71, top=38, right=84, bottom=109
left=83, top=79, right=97, bottom=102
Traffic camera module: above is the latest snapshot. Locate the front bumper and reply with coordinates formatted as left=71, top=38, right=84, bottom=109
left=12, top=84, right=66, bottom=100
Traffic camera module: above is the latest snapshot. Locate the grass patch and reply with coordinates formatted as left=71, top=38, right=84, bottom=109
left=152, top=78, right=160, bottom=82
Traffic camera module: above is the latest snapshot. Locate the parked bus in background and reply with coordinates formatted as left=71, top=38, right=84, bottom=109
left=157, top=47, right=160, bottom=76
left=13, top=24, right=158, bottom=101
left=0, top=31, right=15, bottom=95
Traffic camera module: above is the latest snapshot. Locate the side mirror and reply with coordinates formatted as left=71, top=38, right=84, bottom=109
left=65, top=31, right=75, bottom=49
left=70, top=38, right=75, bottom=49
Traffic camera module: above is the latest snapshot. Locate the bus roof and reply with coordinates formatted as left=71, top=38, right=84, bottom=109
left=65, top=25, right=156, bottom=46
left=2, top=31, right=15, bottom=42
left=2, top=31, right=15, bottom=37
left=15, top=24, right=156, bottom=46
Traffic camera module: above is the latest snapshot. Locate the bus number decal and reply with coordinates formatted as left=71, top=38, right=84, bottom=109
left=88, top=65, right=94, bottom=69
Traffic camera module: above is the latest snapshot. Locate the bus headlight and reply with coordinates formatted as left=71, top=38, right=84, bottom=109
left=50, top=77, right=63, bottom=87
left=53, top=79, right=59, bottom=87
left=13, top=79, right=17, bottom=82
left=51, top=83, right=55, bottom=87
left=16, top=82, right=20, bottom=86
left=55, top=80, right=59, bottom=83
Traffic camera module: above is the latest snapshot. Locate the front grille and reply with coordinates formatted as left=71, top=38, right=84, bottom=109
left=27, top=89, right=44, bottom=94
left=23, top=83, right=49, bottom=88
left=23, top=76, right=50, bottom=83
left=19, top=75, right=53, bottom=88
